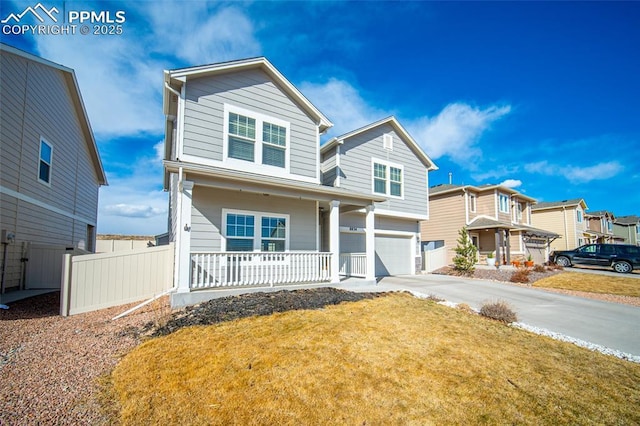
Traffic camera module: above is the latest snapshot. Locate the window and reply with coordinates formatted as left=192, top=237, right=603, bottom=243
left=224, top=105, right=289, bottom=170
left=226, top=213, right=255, bottom=251
left=516, top=202, right=524, bottom=221
left=606, top=220, right=613, bottom=232
left=576, top=210, right=583, bottom=223
left=224, top=210, right=288, bottom=252
left=578, top=244, right=596, bottom=253
left=261, top=216, right=286, bottom=251
left=262, top=122, right=286, bottom=167
left=372, top=159, right=403, bottom=198
left=469, top=194, right=476, bottom=212
left=38, top=138, right=52, bottom=184
left=499, top=194, right=509, bottom=213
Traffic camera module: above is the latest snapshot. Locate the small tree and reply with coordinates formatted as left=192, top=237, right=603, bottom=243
left=453, top=227, right=477, bottom=274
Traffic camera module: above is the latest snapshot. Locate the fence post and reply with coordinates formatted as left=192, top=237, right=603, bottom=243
left=60, top=253, right=72, bottom=317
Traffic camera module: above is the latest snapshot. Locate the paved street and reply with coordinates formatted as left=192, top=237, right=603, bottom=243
left=341, top=274, right=640, bottom=357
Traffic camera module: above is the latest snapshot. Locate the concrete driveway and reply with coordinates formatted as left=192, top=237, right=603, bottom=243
left=341, top=274, right=640, bottom=357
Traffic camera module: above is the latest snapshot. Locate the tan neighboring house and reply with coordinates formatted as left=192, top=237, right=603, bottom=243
left=613, top=215, right=640, bottom=246
left=0, top=43, right=107, bottom=293
left=530, top=198, right=591, bottom=252
left=585, top=210, right=624, bottom=244
left=421, top=184, right=558, bottom=265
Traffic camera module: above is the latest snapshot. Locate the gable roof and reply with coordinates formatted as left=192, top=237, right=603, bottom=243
left=531, top=198, right=587, bottom=211
left=429, top=183, right=537, bottom=202
left=320, top=116, right=438, bottom=171
left=163, top=57, right=333, bottom=134
left=615, top=215, right=640, bottom=225
left=586, top=210, right=614, bottom=218
left=0, top=43, right=107, bottom=185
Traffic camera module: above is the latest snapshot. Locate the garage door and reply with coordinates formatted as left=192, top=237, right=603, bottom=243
left=375, top=235, right=413, bottom=276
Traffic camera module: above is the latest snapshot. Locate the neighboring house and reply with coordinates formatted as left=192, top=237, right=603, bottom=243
left=531, top=199, right=590, bottom=251
left=320, top=117, right=438, bottom=276
left=420, top=184, right=558, bottom=265
left=585, top=210, right=624, bottom=244
left=0, top=43, right=107, bottom=293
left=613, top=215, right=640, bottom=246
left=162, top=57, right=437, bottom=305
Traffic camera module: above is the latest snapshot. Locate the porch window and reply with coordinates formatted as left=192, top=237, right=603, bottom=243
left=372, top=159, right=403, bottom=198
left=261, top=216, right=286, bottom=252
left=226, top=213, right=255, bottom=251
left=499, top=193, right=509, bottom=213
left=262, top=122, right=286, bottom=167
left=228, top=113, right=256, bottom=162
left=38, top=138, right=53, bottom=185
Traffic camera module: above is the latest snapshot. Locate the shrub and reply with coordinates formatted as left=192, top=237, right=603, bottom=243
left=533, top=264, right=546, bottom=273
left=425, top=294, right=444, bottom=302
left=456, top=303, right=475, bottom=314
left=510, top=268, right=531, bottom=283
left=452, top=227, right=478, bottom=275
left=479, top=301, right=518, bottom=323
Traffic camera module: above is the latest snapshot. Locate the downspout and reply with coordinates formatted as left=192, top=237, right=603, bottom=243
left=562, top=206, right=569, bottom=249
left=165, top=81, right=181, bottom=98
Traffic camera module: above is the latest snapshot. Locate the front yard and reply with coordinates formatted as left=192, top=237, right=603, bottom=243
left=108, top=292, right=640, bottom=425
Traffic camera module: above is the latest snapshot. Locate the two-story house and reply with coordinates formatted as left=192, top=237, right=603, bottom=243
left=320, top=117, right=437, bottom=276
left=613, top=215, right=640, bottom=246
left=585, top=210, right=623, bottom=244
left=420, top=184, right=558, bottom=265
left=531, top=198, right=591, bottom=251
left=0, top=43, right=107, bottom=294
left=162, top=58, right=437, bottom=306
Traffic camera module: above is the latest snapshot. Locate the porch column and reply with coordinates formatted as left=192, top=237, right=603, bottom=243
left=505, top=229, right=511, bottom=264
left=494, top=229, right=502, bottom=265
left=177, top=180, right=194, bottom=293
left=365, top=204, right=375, bottom=281
left=329, top=200, right=340, bottom=284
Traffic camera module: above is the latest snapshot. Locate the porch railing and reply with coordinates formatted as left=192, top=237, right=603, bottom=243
left=191, top=252, right=332, bottom=289
left=339, top=252, right=367, bottom=277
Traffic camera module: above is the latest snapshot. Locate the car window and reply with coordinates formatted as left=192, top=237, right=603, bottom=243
left=599, top=245, right=616, bottom=255
left=578, top=245, right=596, bottom=253
left=618, top=246, right=640, bottom=255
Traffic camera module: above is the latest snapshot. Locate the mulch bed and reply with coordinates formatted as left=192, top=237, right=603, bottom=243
left=151, top=288, right=386, bottom=337
left=431, top=265, right=563, bottom=284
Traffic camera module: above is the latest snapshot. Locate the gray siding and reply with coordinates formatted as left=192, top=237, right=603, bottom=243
left=190, top=186, right=317, bottom=252
left=338, top=124, right=428, bottom=216
left=183, top=69, right=319, bottom=179
left=0, top=50, right=100, bottom=289
left=320, top=148, right=337, bottom=186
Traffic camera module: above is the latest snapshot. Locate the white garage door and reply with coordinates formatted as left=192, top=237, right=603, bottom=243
left=375, top=235, right=413, bottom=276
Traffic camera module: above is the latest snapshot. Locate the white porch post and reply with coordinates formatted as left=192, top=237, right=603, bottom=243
left=365, top=204, right=375, bottom=281
left=177, top=180, right=194, bottom=293
left=329, top=200, right=340, bottom=284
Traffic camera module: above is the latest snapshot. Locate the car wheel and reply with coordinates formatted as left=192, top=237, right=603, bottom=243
left=555, top=256, right=571, bottom=267
left=613, top=261, right=632, bottom=274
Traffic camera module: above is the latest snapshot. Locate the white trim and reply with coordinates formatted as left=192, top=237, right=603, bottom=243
left=371, top=157, right=404, bottom=200
left=374, top=229, right=417, bottom=237
left=498, top=192, right=510, bottom=214
left=177, top=85, right=186, bottom=159
left=37, top=137, right=53, bottom=187
left=222, top=103, right=291, bottom=173
left=0, top=185, right=96, bottom=226
left=315, top=127, right=321, bottom=183
left=383, top=133, right=393, bottom=150
left=469, top=193, right=476, bottom=213
left=179, top=153, right=319, bottom=184
left=221, top=208, right=290, bottom=252
left=356, top=207, right=428, bottom=221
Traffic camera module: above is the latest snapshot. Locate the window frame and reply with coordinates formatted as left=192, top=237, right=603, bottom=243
left=576, top=210, right=583, bottom=223
left=222, top=208, right=290, bottom=252
left=223, top=104, right=290, bottom=172
left=469, top=193, right=476, bottom=213
left=38, top=137, right=53, bottom=186
left=371, top=158, right=404, bottom=199
left=498, top=193, right=510, bottom=214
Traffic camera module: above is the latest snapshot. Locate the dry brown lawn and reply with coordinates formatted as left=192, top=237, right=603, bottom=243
left=109, top=294, right=640, bottom=425
left=534, top=272, right=640, bottom=297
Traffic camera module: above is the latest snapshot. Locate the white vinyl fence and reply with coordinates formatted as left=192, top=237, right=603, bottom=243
left=60, top=243, right=174, bottom=316
left=422, top=246, right=448, bottom=272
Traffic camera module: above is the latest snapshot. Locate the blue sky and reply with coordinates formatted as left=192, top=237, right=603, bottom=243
left=2, top=1, right=639, bottom=235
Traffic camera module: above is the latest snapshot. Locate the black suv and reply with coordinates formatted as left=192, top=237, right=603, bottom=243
left=551, top=244, right=640, bottom=273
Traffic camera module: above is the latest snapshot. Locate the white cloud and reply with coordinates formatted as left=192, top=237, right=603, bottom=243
left=299, top=78, right=388, bottom=138
left=524, top=160, right=623, bottom=183
left=500, top=179, right=522, bottom=188
left=408, top=103, right=511, bottom=166
left=472, top=165, right=520, bottom=182
left=104, top=204, right=165, bottom=218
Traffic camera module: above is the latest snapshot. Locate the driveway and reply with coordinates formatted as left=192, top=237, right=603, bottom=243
left=341, top=274, right=640, bottom=357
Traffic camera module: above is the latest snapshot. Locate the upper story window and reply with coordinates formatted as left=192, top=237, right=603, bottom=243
left=224, top=209, right=289, bottom=252
left=372, top=159, right=403, bottom=198
left=576, top=210, right=583, bottom=223
left=469, top=194, right=476, bottom=212
left=38, top=138, right=53, bottom=185
left=606, top=219, right=613, bottom=232
left=516, top=202, right=523, bottom=221
left=498, top=193, right=509, bottom=213
left=224, top=105, right=289, bottom=170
